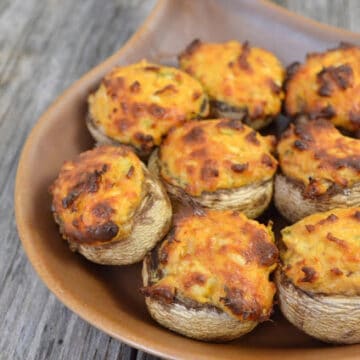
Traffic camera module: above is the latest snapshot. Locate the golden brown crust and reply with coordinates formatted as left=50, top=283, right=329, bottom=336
left=277, top=117, right=360, bottom=198
left=158, top=119, right=277, bottom=197
left=179, top=40, right=285, bottom=129
left=280, top=207, right=360, bottom=296
left=88, top=60, right=209, bottom=156
left=50, top=145, right=145, bottom=246
left=285, top=44, right=360, bottom=132
left=50, top=145, right=173, bottom=265
left=69, top=168, right=172, bottom=265
left=142, top=209, right=278, bottom=323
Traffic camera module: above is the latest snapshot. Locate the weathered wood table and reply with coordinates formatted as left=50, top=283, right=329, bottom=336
left=1, top=1, right=359, bottom=359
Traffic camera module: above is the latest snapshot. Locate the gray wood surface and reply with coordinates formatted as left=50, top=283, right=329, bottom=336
left=1, top=1, right=359, bottom=359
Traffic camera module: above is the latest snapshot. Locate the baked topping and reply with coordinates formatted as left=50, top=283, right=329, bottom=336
left=179, top=40, right=285, bottom=121
left=278, top=118, right=360, bottom=197
left=143, top=210, right=278, bottom=321
left=88, top=60, right=209, bottom=152
left=159, top=119, right=277, bottom=196
left=285, top=45, right=360, bottom=131
left=281, top=207, right=360, bottom=295
left=50, top=146, right=145, bottom=245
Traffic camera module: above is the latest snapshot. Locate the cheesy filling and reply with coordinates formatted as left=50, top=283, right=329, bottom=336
left=285, top=45, right=360, bottom=131
left=159, top=119, right=277, bottom=196
left=88, top=60, right=209, bottom=152
left=278, top=118, right=360, bottom=197
left=51, top=146, right=145, bottom=245
left=144, top=210, right=278, bottom=321
left=179, top=40, right=285, bottom=121
left=281, top=207, right=360, bottom=296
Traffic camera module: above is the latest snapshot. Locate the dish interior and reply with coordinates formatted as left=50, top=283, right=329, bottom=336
left=16, top=0, right=360, bottom=359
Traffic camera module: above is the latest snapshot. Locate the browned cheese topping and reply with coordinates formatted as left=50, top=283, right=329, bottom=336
left=281, top=207, right=360, bottom=295
left=285, top=44, right=360, bottom=132
left=278, top=118, right=360, bottom=198
left=88, top=60, right=209, bottom=153
left=179, top=40, right=285, bottom=123
left=50, top=146, right=145, bottom=245
left=143, top=210, right=278, bottom=321
left=159, top=119, right=277, bottom=196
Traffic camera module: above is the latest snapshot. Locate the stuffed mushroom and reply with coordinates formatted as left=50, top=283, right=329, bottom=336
left=285, top=43, right=360, bottom=133
left=87, top=60, right=209, bottom=159
left=142, top=209, right=279, bottom=341
left=50, top=145, right=172, bottom=265
left=148, top=118, right=277, bottom=218
left=179, top=40, right=285, bottom=129
left=275, top=117, right=360, bottom=223
left=277, top=207, right=360, bottom=344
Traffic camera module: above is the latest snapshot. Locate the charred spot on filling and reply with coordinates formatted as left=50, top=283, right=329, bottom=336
left=245, top=130, right=260, bottom=145
left=231, top=163, right=249, bottom=173
left=131, top=103, right=147, bottom=118
left=318, top=213, right=339, bottom=225
left=330, top=267, right=343, bottom=276
left=246, top=229, right=279, bottom=267
left=85, top=220, right=119, bottom=243
left=284, top=62, right=301, bottom=90
left=192, top=91, right=201, bottom=100
left=200, top=159, right=219, bottom=181
left=180, top=38, right=202, bottom=59
left=91, top=202, right=115, bottom=219
left=331, top=156, right=360, bottom=171
left=353, top=211, right=360, bottom=221
left=216, top=118, right=244, bottom=131
left=309, top=104, right=336, bottom=120
left=129, top=80, right=141, bottom=93
left=184, top=272, right=207, bottom=289
left=220, top=287, right=263, bottom=321
left=183, top=126, right=205, bottom=143
left=144, top=65, right=160, bottom=72
left=153, top=84, right=178, bottom=96
left=293, top=139, right=308, bottom=151
left=326, top=232, right=348, bottom=248
left=189, top=148, right=207, bottom=158
left=317, top=64, right=354, bottom=97
left=103, top=76, right=125, bottom=96
left=141, top=285, right=175, bottom=304
left=148, top=104, right=166, bottom=118
left=305, top=224, right=315, bottom=233
left=261, top=154, right=274, bottom=168
left=237, top=41, right=251, bottom=71
left=349, top=110, right=360, bottom=127
left=62, top=165, right=108, bottom=209
left=126, top=165, right=135, bottom=179
left=300, top=266, right=317, bottom=283
left=268, top=79, right=282, bottom=95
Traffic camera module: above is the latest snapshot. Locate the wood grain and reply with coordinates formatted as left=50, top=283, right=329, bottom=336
left=0, top=1, right=358, bottom=359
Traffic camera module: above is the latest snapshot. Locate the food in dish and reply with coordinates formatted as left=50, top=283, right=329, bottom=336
left=148, top=118, right=277, bottom=218
left=87, top=60, right=209, bottom=159
left=277, top=207, right=360, bottom=343
left=142, top=209, right=278, bottom=341
left=50, top=145, right=172, bottom=265
left=179, top=39, right=285, bottom=129
left=285, top=43, right=360, bottom=133
left=275, top=116, right=360, bottom=222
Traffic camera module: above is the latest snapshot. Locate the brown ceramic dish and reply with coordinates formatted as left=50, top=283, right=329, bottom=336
left=15, top=0, right=360, bottom=359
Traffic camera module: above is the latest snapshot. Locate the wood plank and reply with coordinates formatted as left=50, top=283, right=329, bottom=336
left=0, top=1, right=358, bottom=359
